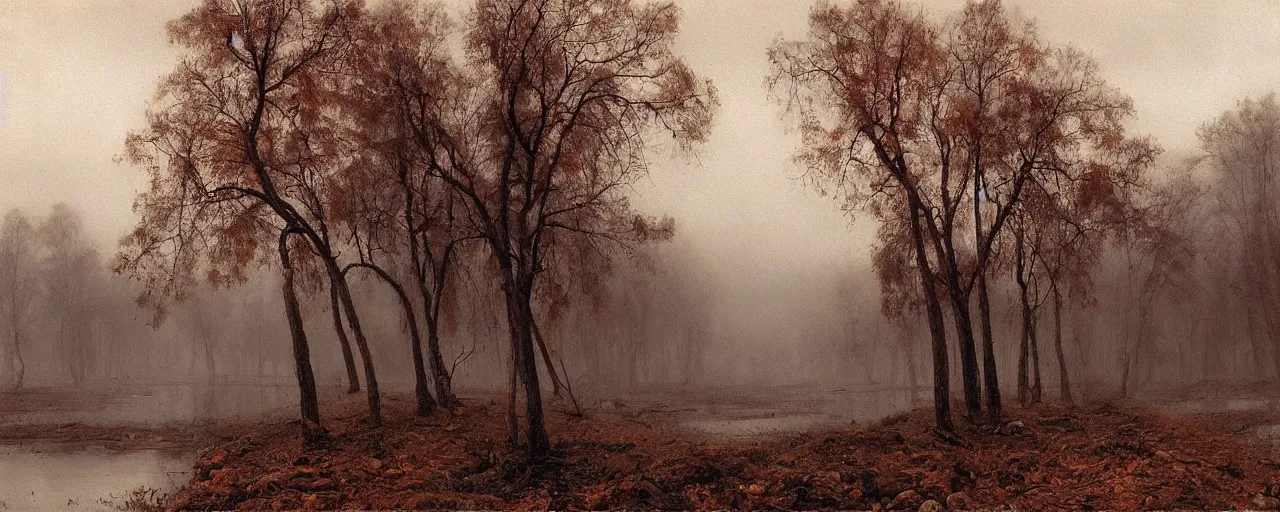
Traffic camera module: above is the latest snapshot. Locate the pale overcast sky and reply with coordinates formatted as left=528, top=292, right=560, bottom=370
left=2, top=0, right=1279, bottom=273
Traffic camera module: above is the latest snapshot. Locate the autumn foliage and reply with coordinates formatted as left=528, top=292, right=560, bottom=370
left=118, top=0, right=714, bottom=459
left=768, top=0, right=1158, bottom=430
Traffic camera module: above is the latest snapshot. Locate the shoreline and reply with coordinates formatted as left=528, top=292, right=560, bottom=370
left=6, top=392, right=1276, bottom=510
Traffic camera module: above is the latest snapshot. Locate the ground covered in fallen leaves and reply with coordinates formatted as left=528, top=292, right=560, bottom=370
left=157, top=392, right=1280, bottom=511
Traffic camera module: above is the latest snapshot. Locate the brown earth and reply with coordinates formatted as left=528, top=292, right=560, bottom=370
left=149, top=392, right=1280, bottom=511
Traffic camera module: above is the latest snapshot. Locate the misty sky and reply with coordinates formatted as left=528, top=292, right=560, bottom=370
left=2, top=0, right=1279, bottom=270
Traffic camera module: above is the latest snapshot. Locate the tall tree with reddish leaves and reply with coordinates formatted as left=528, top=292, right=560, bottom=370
left=373, top=0, right=716, bottom=460
left=118, top=0, right=385, bottom=442
left=769, top=0, right=1154, bottom=427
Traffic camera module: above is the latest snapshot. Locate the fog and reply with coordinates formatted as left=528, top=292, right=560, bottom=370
left=4, top=0, right=1280, bottom=427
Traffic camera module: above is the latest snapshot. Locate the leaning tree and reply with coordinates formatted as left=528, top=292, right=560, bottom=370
left=118, top=0, right=392, bottom=442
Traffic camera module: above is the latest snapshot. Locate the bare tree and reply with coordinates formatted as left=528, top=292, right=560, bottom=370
left=39, top=204, right=101, bottom=387
left=1199, top=94, right=1280, bottom=382
left=0, top=210, right=37, bottom=390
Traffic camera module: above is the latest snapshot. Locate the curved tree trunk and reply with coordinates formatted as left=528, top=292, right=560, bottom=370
left=280, top=233, right=324, bottom=446
left=350, top=264, right=436, bottom=416
left=327, top=263, right=382, bottom=427
left=328, top=282, right=360, bottom=394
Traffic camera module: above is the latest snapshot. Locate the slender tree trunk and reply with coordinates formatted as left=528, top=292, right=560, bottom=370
left=328, top=281, right=360, bottom=394
left=507, top=344, right=520, bottom=450
left=1015, top=230, right=1032, bottom=406
left=945, top=286, right=984, bottom=421
left=424, top=319, right=456, bottom=407
left=203, top=331, right=218, bottom=418
left=1119, top=349, right=1132, bottom=398
left=1030, top=314, right=1043, bottom=404
left=1053, top=286, right=1073, bottom=405
left=937, top=225, right=983, bottom=421
left=909, top=202, right=953, bottom=431
left=280, top=235, right=323, bottom=445
left=904, top=328, right=920, bottom=396
left=353, top=264, right=437, bottom=416
left=1121, top=248, right=1136, bottom=398
left=1244, top=297, right=1272, bottom=381
left=327, top=263, right=382, bottom=427
left=973, top=151, right=1001, bottom=424
left=531, top=316, right=564, bottom=396
left=1018, top=321, right=1030, bottom=406
left=400, top=159, right=459, bottom=408
left=413, top=249, right=459, bottom=409
left=976, top=274, right=1000, bottom=423
left=11, top=327, right=23, bottom=390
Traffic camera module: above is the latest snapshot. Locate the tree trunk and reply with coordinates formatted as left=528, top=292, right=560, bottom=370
left=1053, top=286, right=1073, bottom=405
left=10, top=323, right=23, bottom=390
left=1015, top=231, right=1032, bottom=406
left=401, top=161, right=458, bottom=409
left=327, top=263, right=382, bottom=427
left=328, top=282, right=360, bottom=394
left=1018, top=320, right=1030, bottom=406
left=904, top=327, right=920, bottom=397
left=412, top=250, right=459, bottom=409
left=424, top=319, right=456, bottom=407
left=909, top=202, right=953, bottom=431
left=945, top=286, right=984, bottom=422
left=1030, top=314, right=1043, bottom=404
left=531, top=316, right=564, bottom=396
left=973, top=152, right=1000, bottom=424
left=507, top=344, right=520, bottom=450
left=352, top=264, right=436, bottom=416
left=976, top=273, right=1000, bottom=424
left=1121, top=248, right=1136, bottom=398
left=203, top=330, right=218, bottom=418
left=500, top=268, right=549, bottom=461
left=1244, top=297, right=1273, bottom=381
left=280, top=239, right=324, bottom=446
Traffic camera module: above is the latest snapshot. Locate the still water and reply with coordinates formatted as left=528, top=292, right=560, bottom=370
left=0, top=446, right=191, bottom=511
left=0, top=382, right=300, bottom=510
